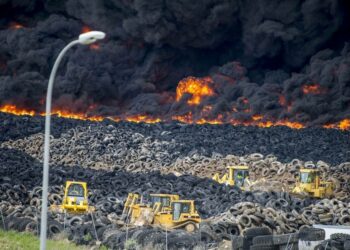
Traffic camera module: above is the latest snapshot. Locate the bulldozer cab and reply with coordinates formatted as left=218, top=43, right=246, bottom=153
left=299, top=170, right=318, bottom=184
left=67, top=183, right=85, bottom=198
left=231, top=166, right=249, bottom=188
left=149, top=194, right=179, bottom=210
left=172, top=201, right=192, bottom=221
left=51, top=181, right=94, bottom=214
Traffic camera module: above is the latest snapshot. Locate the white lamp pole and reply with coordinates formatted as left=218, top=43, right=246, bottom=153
left=40, top=31, right=106, bottom=250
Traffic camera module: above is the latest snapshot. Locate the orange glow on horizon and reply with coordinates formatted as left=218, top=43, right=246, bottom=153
left=0, top=104, right=348, bottom=130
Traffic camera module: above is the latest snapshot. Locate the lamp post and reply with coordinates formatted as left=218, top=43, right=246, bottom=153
left=40, top=31, right=105, bottom=250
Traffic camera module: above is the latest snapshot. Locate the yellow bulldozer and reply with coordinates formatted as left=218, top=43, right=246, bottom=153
left=122, top=193, right=201, bottom=232
left=292, top=168, right=333, bottom=198
left=212, top=165, right=251, bottom=190
left=50, top=181, right=95, bottom=214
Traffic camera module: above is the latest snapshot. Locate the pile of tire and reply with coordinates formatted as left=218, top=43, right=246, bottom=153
left=102, top=226, right=210, bottom=250
left=299, top=227, right=326, bottom=249
left=2, top=119, right=350, bottom=196
left=315, top=233, right=350, bottom=250
left=232, top=227, right=326, bottom=250
left=232, top=227, right=299, bottom=250
left=1, top=112, right=349, bottom=174
left=212, top=199, right=350, bottom=235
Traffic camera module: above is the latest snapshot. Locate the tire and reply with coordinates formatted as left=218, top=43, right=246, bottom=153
left=330, top=239, right=343, bottom=249
left=344, top=240, right=350, bottom=250
left=250, top=245, right=278, bottom=250
left=331, top=233, right=350, bottom=241
left=252, top=235, right=274, bottom=246
left=199, top=228, right=218, bottom=243
left=299, top=228, right=325, bottom=241
left=68, top=216, right=83, bottom=227
left=231, top=235, right=244, bottom=249
left=272, top=233, right=299, bottom=245
left=245, top=227, right=271, bottom=237
left=47, top=219, right=63, bottom=238
left=16, top=218, right=34, bottom=231
left=226, top=223, right=240, bottom=236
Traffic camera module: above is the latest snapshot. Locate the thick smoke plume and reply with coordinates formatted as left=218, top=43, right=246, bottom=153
left=0, top=0, right=349, bottom=127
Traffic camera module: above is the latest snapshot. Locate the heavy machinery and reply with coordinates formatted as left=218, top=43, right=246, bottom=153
left=212, top=165, right=251, bottom=190
left=122, top=193, right=201, bottom=232
left=50, top=181, right=95, bottom=213
left=50, top=181, right=99, bottom=242
left=292, top=168, right=333, bottom=198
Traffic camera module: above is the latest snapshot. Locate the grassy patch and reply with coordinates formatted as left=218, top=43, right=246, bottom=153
left=0, top=230, right=105, bottom=250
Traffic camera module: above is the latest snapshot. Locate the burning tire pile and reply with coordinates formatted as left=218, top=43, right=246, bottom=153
left=1, top=113, right=350, bottom=249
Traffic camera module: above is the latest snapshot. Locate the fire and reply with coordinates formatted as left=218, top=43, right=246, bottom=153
left=0, top=104, right=348, bottom=130
left=10, top=22, right=24, bottom=30
left=125, top=115, right=161, bottom=123
left=252, top=115, right=263, bottom=121
left=50, top=109, right=104, bottom=122
left=279, top=95, right=286, bottom=106
left=302, top=84, right=326, bottom=95
left=81, top=26, right=92, bottom=33
left=0, top=104, right=35, bottom=116
left=171, top=112, right=193, bottom=124
left=89, top=44, right=100, bottom=50
left=323, top=119, right=350, bottom=130
left=176, top=77, right=214, bottom=105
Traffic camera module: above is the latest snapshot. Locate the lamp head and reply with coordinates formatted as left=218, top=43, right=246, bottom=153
left=78, top=31, right=105, bottom=45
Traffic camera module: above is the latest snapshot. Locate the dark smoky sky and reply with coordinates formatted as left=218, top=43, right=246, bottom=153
left=0, top=0, right=349, bottom=125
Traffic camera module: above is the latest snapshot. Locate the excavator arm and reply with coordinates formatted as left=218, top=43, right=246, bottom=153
left=212, top=173, right=228, bottom=184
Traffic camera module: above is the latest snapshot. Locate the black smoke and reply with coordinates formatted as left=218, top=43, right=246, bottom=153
left=0, top=0, right=349, bottom=125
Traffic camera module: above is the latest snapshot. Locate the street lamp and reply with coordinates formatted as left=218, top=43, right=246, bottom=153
left=40, top=31, right=105, bottom=250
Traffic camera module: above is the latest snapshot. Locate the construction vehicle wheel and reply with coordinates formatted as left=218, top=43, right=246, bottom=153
left=185, top=223, right=196, bottom=233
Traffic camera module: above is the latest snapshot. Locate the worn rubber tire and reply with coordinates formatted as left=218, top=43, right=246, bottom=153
left=331, top=233, right=350, bottom=241
left=252, top=235, right=274, bottom=246
left=245, top=227, right=271, bottom=237
left=231, top=235, right=244, bottom=249
left=250, top=245, right=278, bottom=250
left=299, top=228, right=325, bottom=241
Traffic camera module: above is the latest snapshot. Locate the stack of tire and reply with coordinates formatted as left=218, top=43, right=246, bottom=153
left=315, top=233, right=350, bottom=250
left=299, top=227, right=325, bottom=249
left=232, top=227, right=327, bottom=250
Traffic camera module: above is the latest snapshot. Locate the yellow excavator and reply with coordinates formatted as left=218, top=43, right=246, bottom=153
left=292, top=168, right=333, bottom=198
left=50, top=181, right=95, bottom=213
left=212, top=165, right=251, bottom=190
left=122, top=193, right=201, bottom=232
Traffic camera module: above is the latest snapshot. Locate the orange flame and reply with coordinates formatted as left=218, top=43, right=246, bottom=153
left=0, top=104, right=348, bottom=130
left=125, top=115, right=161, bottom=123
left=176, top=77, right=214, bottom=105
left=323, top=119, right=350, bottom=130
left=279, top=95, right=286, bottom=106
left=10, top=22, right=24, bottom=30
left=302, top=84, right=326, bottom=95
left=0, top=104, right=35, bottom=116
left=171, top=112, right=193, bottom=124
left=81, top=26, right=92, bottom=33
left=89, top=44, right=100, bottom=50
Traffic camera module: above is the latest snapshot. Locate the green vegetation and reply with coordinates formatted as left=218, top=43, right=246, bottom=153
left=124, top=238, right=138, bottom=250
left=0, top=230, right=107, bottom=250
